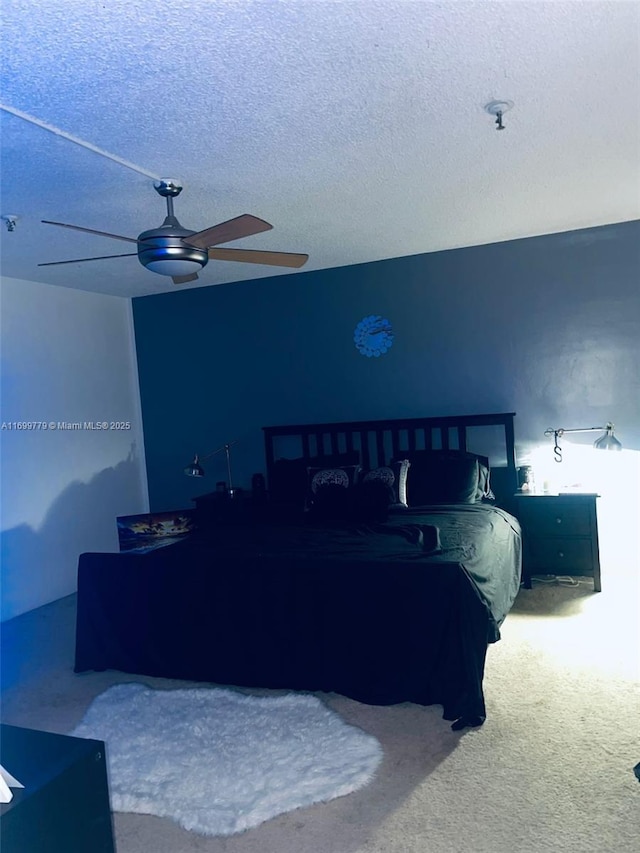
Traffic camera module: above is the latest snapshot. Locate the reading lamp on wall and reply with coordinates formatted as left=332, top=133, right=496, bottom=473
left=544, top=423, right=622, bottom=463
left=184, top=440, right=239, bottom=495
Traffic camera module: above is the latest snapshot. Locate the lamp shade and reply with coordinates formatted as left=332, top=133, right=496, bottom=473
left=593, top=423, right=622, bottom=451
left=183, top=441, right=238, bottom=491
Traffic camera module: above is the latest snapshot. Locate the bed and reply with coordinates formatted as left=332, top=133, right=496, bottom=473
left=75, top=412, right=522, bottom=729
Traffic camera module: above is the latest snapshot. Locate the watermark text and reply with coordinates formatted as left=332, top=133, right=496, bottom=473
left=1, top=421, right=132, bottom=431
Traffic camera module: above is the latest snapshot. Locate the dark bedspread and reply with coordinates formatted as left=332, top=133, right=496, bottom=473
left=75, top=504, right=521, bottom=726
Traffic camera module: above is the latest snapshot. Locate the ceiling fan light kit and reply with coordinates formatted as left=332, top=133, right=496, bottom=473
left=40, top=178, right=309, bottom=286
left=137, top=225, right=209, bottom=278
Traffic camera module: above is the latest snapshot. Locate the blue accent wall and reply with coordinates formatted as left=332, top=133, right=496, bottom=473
left=133, top=221, right=640, bottom=512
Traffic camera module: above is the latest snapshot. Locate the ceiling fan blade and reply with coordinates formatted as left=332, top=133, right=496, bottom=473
left=42, top=220, right=139, bottom=244
left=208, top=247, right=309, bottom=268
left=172, top=273, right=200, bottom=285
left=184, top=214, right=273, bottom=249
left=38, top=253, right=138, bottom=267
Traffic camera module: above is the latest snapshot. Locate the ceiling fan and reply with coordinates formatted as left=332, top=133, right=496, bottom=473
left=39, top=179, right=309, bottom=285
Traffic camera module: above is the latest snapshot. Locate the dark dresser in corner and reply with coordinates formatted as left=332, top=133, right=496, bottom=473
left=0, top=724, right=115, bottom=853
left=513, top=492, right=601, bottom=592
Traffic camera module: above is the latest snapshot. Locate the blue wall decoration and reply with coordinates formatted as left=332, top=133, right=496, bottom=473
left=354, top=315, right=394, bottom=357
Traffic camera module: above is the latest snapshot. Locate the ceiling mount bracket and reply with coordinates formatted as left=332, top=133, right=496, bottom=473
left=153, top=179, right=183, bottom=198
left=2, top=214, right=19, bottom=232
left=484, top=100, right=514, bottom=130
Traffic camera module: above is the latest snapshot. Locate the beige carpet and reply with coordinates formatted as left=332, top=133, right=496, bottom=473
left=1, top=564, right=638, bottom=853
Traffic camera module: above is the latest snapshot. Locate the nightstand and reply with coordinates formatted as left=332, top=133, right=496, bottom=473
left=513, top=492, right=601, bottom=592
left=191, top=489, right=267, bottom=527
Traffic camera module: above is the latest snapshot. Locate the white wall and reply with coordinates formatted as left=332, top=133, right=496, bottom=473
left=0, top=276, right=148, bottom=621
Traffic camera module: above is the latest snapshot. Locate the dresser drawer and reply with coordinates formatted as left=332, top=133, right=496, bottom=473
left=526, top=537, right=594, bottom=573
left=518, top=500, right=592, bottom=536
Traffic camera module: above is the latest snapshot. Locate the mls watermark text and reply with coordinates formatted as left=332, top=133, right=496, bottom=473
left=2, top=421, right=132, bottom=431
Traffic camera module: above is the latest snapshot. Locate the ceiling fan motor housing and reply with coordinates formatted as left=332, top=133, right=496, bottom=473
left=137, top=220, right=209, bottom=276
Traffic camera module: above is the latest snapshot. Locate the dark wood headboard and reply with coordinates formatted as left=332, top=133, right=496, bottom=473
left=263, top=412, right=518, bottom=497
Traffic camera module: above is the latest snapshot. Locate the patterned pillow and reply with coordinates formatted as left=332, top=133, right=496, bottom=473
left=310, top=467, right=352, bottom=493
left=361, top=467, right=395, bottom=487
left=270, top=453, right=359, bottom=511
left=362, top=460, right=410, bottom=508
left=306, top=465, right=361, bottom=517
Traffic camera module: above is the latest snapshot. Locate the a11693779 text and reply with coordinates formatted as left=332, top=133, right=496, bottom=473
left=1, top=421, right=132, bottom=431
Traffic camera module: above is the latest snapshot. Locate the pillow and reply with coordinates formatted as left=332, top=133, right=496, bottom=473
left=306, top=464, right=361, bottom=518
left=395, top=450, right=496, bottom=504
left=307, top=483, right=351, bottom=520
left=361, top=461, right=410, bottom=508
left=394, top=451, right=480, bottom=505
left=350, top=477, right=395, bottom=522
left=477, top=460, right=495, bottom=501
left=270, top=452, right=359, bottom=510
left=455, top=451, right=494, bottom=501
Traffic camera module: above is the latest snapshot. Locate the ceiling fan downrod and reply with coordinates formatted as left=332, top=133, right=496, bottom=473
left=154, top=178, right=183, bottom=224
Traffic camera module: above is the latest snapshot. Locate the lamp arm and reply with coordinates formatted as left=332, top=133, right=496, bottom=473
left=224, top=444, right=233, bottom=494
left=198, top=439, right=239, bottom=462
left=544, top=423, right=617, bottom=464
left=544, top=425, right=610, bottom=437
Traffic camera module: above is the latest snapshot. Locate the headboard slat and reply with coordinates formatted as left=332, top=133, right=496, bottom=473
left=345, top=432, right=354, bottom=454
left=359, top=430, right=371, bottom=470
left=301, top=433, right=310, bottom=459
left=391, top=429, right=400, bottom=460
left=375, top=430, right=385, bottom=469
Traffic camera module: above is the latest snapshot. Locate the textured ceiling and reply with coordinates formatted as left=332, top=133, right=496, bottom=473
left=1, top=0, right=638, bottom=298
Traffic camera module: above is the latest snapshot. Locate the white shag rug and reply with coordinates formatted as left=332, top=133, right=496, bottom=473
left=71, top=682, right=383, bottom=837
